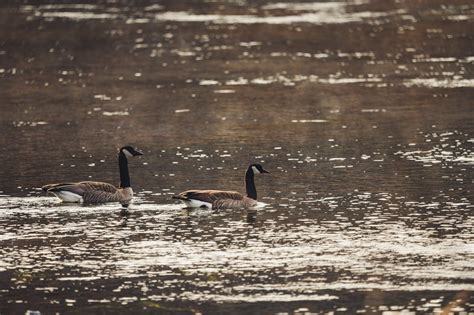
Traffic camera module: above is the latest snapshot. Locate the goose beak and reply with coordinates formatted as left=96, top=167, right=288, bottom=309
left=262, top=169, right=270, bottom=174
left=134, top=149, right=144, bottom=156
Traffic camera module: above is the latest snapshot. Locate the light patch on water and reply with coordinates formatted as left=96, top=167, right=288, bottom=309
left=21, top=4, right=100, bottom=11
left=239, top=41, right=262, bottom=48
left=251, top=78, right=275, bottom=85
left=179, top=291, right=339, bottom=303
left=447, top=15, right=470, bottom=21
left=220, top=75, right=383, bottom=86
left=172, top=50, right=196, bottom=57
left=175, top=109, right=190, bottom=113
left=0, top=191, right=472, bottom=306
left=248, top=202, right=268, bottom=210
left=317, top=77, right=382, bottom=84
left=94, top=94, right=112, bottom=100
left=214, top=89, right=235, bottom=94
left=144, top=4, right=164, bottom=11
left=263, top=2, right=348, bottom=11
left=226, top=77, right=249, bottom=85
left=403, top=78, right=474, bottom=88
left=58, top=276, right=102, bottom=281
left=0, top=196, right=180, bottom=217
left=102, top=111, right=129, bottom=116
left=412, top=57, right=457, bottom=63
left=15, top=2, right=415, bottom=28
left=396, top=130, right=474, bottom=165
left=292, top=119, right=328, bottom=123
left=461, top=56, right=474, bottom=63
left=38, top=11, right=119, bottom=20
left=361, top=109, right=386, bottom=113
left=152, top=10, right=399, bottom=25
left=12, top=121, right=48, bottom=127
left=199, top=79, right=220, bottom=86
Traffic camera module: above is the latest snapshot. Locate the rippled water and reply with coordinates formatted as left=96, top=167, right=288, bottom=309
left=0, top=0, right=473, bottom=314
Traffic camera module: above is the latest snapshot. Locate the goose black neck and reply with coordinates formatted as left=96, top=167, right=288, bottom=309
left=245, top=167, right=257, bottom=200
left=118, top=152, right=131, bottom=188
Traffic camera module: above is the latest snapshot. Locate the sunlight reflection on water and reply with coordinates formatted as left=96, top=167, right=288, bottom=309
left=1, top=0, right=473, bottom=313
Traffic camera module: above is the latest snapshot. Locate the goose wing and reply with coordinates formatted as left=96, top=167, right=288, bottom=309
left=42, top=183, right=86, bottom=195
left=176, top=190, right=244, bottom=203
left=72, top=181, right=121, bottom=203
left=213, top=197, right=257, bottom=209
left=43, top=181, right=118, bottom=194
left=76, top=181, right=118, bottom=193
left=41, top=182, right=77, bottom=192
left=81, top=189, right=122, bottom=203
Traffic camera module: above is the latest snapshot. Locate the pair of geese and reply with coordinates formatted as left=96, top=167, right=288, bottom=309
left=42, top=146, right=269, bottom=210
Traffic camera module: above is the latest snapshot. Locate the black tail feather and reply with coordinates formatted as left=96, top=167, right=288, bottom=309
left=41, top=183, right=75, bottom=192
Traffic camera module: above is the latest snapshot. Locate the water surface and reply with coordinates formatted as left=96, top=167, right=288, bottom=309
left=0, top=0, right=473, bottom=313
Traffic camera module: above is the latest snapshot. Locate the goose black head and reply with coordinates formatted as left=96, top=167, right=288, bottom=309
left=120, top=146, right=144, bottom=157
left=250, top=163, right=270, bottom=175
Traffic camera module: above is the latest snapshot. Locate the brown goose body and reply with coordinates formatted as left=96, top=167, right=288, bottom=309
left=42, top=181, right=133, bottom=204
left=42, top=146, right=142, bottom=206
left=173, top=189, right=257, bottom=210
left=173, top=164, right=269, bottom=210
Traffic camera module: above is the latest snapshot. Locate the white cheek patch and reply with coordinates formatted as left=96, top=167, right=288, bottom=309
left=252, top=166, right=260, bottom=174
left=122, top=149, right=133, bottom=157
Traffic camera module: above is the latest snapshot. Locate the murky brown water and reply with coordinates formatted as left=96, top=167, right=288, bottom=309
left=0, top=0, right=473, bottom=314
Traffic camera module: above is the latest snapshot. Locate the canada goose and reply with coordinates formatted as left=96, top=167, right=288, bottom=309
left=42, top=146, right=143, bottom=206
left=172, top=164, right=269, bottom=209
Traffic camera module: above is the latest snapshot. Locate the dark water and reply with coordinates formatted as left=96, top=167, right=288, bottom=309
left=0, top=0, right=473, bottom=314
